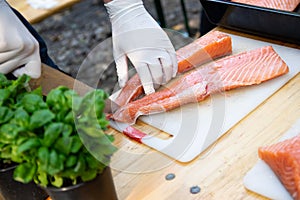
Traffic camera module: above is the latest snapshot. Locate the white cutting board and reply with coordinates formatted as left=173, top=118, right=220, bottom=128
left=138, top=33, right=300, bottom=162
left=243, top=119, right=300, bottom=200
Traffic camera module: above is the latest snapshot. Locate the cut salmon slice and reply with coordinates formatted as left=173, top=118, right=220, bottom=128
left=231, top=0, right=300, bottom=11
left=112, top=31, right=232, bottom=109
left=176, top=30, right=233, bottom=73
left=258, top=134, right=300, bottom=200
left=112, top=45, right=289, bottom=124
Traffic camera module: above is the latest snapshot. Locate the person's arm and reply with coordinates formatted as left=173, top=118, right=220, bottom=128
left=104, top=0, right=177, bottom=95
left=0, top=0, right=41, bottom=78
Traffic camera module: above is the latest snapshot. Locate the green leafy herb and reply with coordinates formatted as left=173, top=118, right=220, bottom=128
left=0, top=73, right=117, bottom=188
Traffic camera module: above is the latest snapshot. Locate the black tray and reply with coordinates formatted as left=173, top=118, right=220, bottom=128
left=200, top=0, right=300, bottom=45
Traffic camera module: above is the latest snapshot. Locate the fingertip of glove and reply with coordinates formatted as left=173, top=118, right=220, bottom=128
left=13, top=69, right=41, bottom=79
left=118, top=78, right=126, bottom=88
left=13, top=61, right=41, bottom=79
left=172, top=68, right=178, bottom=78
left=170, top=52, right=178, bottom=77
left=28, top=71, right=41, bottom=79
left=144, top=85, right=155, bottom=95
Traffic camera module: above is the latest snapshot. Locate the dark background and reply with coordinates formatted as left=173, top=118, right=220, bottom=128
left=32, top=0, right=203, bottom=93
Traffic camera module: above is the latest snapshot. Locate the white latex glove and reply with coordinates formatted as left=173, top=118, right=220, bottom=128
left=0, top=0, right=41, bottom=78
left=105, top=0, right=177, bottom=95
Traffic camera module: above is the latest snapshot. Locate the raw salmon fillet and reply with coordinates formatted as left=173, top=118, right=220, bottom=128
left=232, top=0, right=300, bottom=11
left=258, top=134, right=300, bottom=200
left=112, top=31, right=232, bottom=109
left=112, top=45, right=289, bottom=124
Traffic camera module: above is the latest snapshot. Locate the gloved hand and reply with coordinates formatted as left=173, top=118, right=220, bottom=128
left=105, top=0, right=177, bottom=95
left=0, top=0, right=41, bottom=78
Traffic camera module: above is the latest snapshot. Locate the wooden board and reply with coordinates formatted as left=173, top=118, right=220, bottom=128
left=108, top=71, right=300, bottom=200
left=107, top=28, right=300, bottom=199
left=22, top=28, right=300, bottom=199
left=7, top=0, right=80, bottom=24
left=29, top=65, right=93, bottom=96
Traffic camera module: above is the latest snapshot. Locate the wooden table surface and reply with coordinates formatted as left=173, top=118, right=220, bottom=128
left=107, top=28, right=300, bottom=200
left=7, top=0, right=80, bottom=24
left=33, top=28, right=300, bottom=200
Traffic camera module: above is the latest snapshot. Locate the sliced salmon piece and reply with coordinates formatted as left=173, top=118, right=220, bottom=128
left=112, top=31, right=232, bottom=109
left=231, top=0, right=300, bottom=11
left=258, top=134, right=300, bottom=200
left=176, top=30, right=233, bottom=73
left=112, top=46, right=289, bottom=124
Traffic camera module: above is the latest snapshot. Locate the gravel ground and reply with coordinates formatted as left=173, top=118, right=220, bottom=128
left=32, top=0, right=203, bottom=94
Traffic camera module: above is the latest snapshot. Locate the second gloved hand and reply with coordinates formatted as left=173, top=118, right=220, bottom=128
left=105, top=0, right=178, bottom=95
left=0, top=0, right=41, bottom=78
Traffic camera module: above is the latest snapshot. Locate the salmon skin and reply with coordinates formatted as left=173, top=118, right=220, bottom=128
left=112, top=46, right=289, bottom=124
left=231, top=0, right=300, bottom=11
left=258, top=134, right=300, bottom=200
left=112, top=31, right=232, bottom=109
